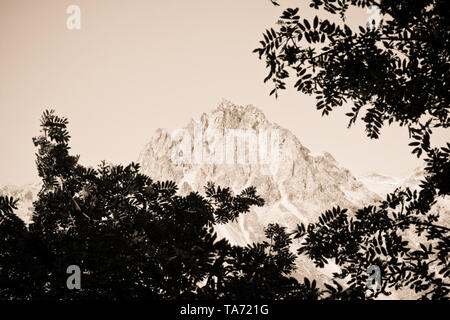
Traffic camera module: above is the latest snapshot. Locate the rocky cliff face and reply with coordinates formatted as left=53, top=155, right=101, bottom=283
left=136, top=100, right=449, bottom=298
left=138, top=100, right=380, bottom=246
left=2, top=100, right=447, bottom=298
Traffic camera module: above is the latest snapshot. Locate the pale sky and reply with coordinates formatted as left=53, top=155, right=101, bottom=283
left=0, top=0, right=446, bottom=185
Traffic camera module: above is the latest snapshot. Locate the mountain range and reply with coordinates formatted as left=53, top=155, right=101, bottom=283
left=138, top=100, right=381, bottom=246
left=3, top=100, right=448, bottom=298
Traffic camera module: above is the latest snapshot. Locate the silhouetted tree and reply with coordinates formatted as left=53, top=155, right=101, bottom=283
left=256, top=0, right=449, bottom=299
left=0, top=196, right=46, bottom=299
left=2, top=110, right=316, bottom=300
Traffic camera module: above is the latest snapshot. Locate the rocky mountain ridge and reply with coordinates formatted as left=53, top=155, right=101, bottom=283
left=138, top=100, right=380, bottom=245
left=2, top=101, right=447, bottom=299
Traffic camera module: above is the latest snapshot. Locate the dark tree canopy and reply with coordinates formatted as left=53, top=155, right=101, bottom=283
left=255, top=0, right=449, bottom=299
left=256, top=0, right=448, bottom=139
left=1, top=110, right=321, bottom=300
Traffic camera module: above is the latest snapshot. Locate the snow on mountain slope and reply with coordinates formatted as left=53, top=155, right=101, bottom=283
left=359, top=166, right=450, bottom=228
left=138, top=100, right=380, bottom=246
left=2, top=100, right=447, bottom=299
left=0, top=183, right=40, bottom=224
left=358, top=165, right=426, bottom=196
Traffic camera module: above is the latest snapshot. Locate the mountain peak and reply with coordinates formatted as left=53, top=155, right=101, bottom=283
left=216, top=99, right=267, bottom=117
left=138, top=101, right=379, bottom=233
left=195, top=99, right=270, bottom=131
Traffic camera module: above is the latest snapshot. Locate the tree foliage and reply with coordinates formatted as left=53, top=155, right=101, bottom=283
left=256, top=0, right=449, bottom=299
left=256, top=0, right=448, bottom=138
left=1, top=110, right=315, bottom=300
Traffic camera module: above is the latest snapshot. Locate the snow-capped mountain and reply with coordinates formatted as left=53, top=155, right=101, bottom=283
left=358, top=166, right=426, bottom=196
left=359, top=167, right=450, bottom=228
left=0, top=183, right=40, bottom=224
left=2, top=100, right=447, bottom=298
left=138, top=100, right=380, bottom=246
left=135, top=100, right=449, bottom=298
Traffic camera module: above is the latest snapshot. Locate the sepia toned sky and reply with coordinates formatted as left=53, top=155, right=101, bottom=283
left=0, top=0, right=447, bottom=185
